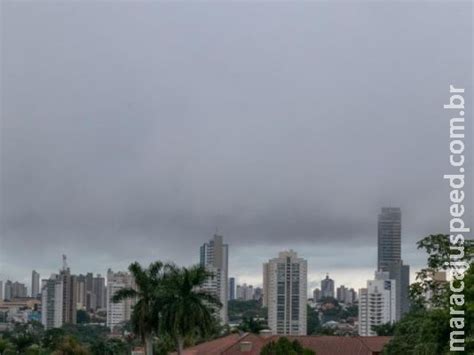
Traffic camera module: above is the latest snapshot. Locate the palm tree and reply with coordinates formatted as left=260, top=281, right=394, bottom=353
left=112, top=261, right=168, bottom=355
left=160, top=265, right=222, bottom=355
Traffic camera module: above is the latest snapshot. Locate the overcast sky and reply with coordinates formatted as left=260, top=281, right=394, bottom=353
left=1, top=1, right=472, bottom=292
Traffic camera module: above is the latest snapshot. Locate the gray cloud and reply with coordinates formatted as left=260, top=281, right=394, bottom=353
left=1, top=1, right=472, bottom=289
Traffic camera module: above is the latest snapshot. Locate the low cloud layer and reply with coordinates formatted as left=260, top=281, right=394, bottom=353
left=1, top=1, right=472, bottom=289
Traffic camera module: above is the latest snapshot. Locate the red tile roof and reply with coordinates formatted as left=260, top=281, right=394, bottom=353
left=176, top=333, right=392, bottom=355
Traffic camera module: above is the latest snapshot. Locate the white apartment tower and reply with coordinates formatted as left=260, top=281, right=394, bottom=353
left=106, top=269, right=135, bottom=331
left=200, top=234, right=229, bottom=324
left=263, top=250, right=307, bottom=336
left=358, top=271, right=397, bottom=336
left=41, top=275, right=63, bottom=329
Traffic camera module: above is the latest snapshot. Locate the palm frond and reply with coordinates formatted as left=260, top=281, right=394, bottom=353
left=112, top=287, right=138, bottom=303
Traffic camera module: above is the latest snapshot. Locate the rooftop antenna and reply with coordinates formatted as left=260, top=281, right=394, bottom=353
left=62, top=254, right=68, bottom=271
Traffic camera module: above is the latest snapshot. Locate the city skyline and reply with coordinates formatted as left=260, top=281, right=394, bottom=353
left=0, top=227, right=417, bottom=294
left=1, top=2, right=471, bottom=293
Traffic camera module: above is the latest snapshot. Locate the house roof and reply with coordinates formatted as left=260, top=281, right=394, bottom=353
left=176, top=333, right=392, bottom=355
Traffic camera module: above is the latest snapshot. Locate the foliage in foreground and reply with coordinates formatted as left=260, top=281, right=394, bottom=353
left=0, top=323, right=131, bottom=355
left=382, top=234, right=474, bottom=354
left=260, top=337, right=315, bottom=355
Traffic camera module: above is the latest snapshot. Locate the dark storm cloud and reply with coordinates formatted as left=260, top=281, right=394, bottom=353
left=0, top=1, right=472, bottom=286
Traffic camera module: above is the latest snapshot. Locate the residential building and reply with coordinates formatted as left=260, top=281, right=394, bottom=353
left=85, top=272, right=95, bottom=311
left=336, top=285, right=357, bottom=304
left=0, top=281, right=3, bottom=301
left=76, top=275, right=86, bottom=310
left=93, top=274, right=106, bottom=310
left=229, top=277, right=235, bottom=301
left=106, top=269, right=135, bottom=331
left=32, top=270, right=40, bottom=298
left=11, top=282, right=28, bottom=299
left=377, top=207, right=410, bottom=319
left=41, top=274, right=63, bottom=329
left=377, top=208, right=402, bottom=270
left=176, top=332, right=392, bottom=355
left=236, top=283, right=254, bottom=301
left=200, top=234, right=228, bottom=324
left=59, top=268, right=77, bottom=324
left=4, top=281, right=12, bottom=301
left=321, top=274, right=335, bottom=299
left=312, top=288, right=321, bottom=302
left=262, top=263, right=269, bottom=307
left=358, top=271, right=397, bottom=336
left=263, top=250, right=307, bottom=335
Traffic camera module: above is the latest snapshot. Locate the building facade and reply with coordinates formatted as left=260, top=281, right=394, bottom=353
left=229, top=277, right=235, bottom=301
left=41, top=275, right=63, bottom=329
left=377, top=207, right=410, bottom=319
left=236, top=283, right=254, bottom=301
left=200, top=234, right=229, bottom=324
left=377, top=208, right=402, bottom=270
left=106, top=269, right=135, bottom=331
left=312, top=288, right=321, bottom=302
left=336, top=285, right=357, bottom=304
left=358, top=271, right=396, bottom=336
left=321, top=274, right=335, bottom=299
left=263, top=250, right=307, bottom=336
left=31, top=270, right=40, bottom=298
left=59, top=268, right=77, bottom=325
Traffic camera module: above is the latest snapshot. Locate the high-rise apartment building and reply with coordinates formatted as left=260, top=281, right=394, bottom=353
left=236, top=283, right=254, bottom=301
left=200, top=234, right=228, bottom=324
left=106, top=269, right=135, bottom=331
left=263, top=263, right=269, bottom=307
left=4, top=281, right=12, bottom=300
left=59, top=268, right=77, bottom=324
left=378, top=208, right=402, bottom=270
left=85, top=272, right=95, bottom=311
left=41, top=274, right=63, bottom=329
left=377, top=207, right=410, bottom=320
left=32, top=270, right=40, bottom=298
left=229, top=277, right=236, bottom=301
left=263, top=250, right=307, bottom=336
left=358, top=271, right=397, bottom=336
left=93, top=275, right=106, bottom=310
left=312, top=288, right=321, bottom=302
left=321, top=274, right=335, bottom=299
left=76, top=275, right=87, bottom=310
left=0, top=281, right=3, bottom=300
left=15, top=282, right=27, bottom=298
left=336, top=285, right=357, bottom=304
left=6, top=281, right=27, bottom=299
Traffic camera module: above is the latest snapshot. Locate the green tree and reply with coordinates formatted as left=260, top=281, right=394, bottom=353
left=260, top=337, right=315, bottom=355
left=24, top=344, right=49, bottom=355
left=383, top=234, right=474, bottom=354
left=0, top=338, right=15, bottom=355
left=76, top=310, right=90, bottom=324
left=90, top=338, right=128, bottom=355
left=160, top=264, right=222, bottom=355
left=43, top=328, right=67, bottom=350
left=372, top=322, right=396, bottom=336
left=113, top=261, right=169, bottom=355
left=306, top=305, right=320, bottom=335
left=238, top=316, right=266, bottom=334
left=228, top=300, right=266, bottom=322
left=410, top=234, right=473, bottom=309
left=52, top=336, right=89, bottom=355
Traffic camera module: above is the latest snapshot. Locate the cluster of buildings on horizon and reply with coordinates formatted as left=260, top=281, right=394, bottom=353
left=0, top=207, right=414, bottom=338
